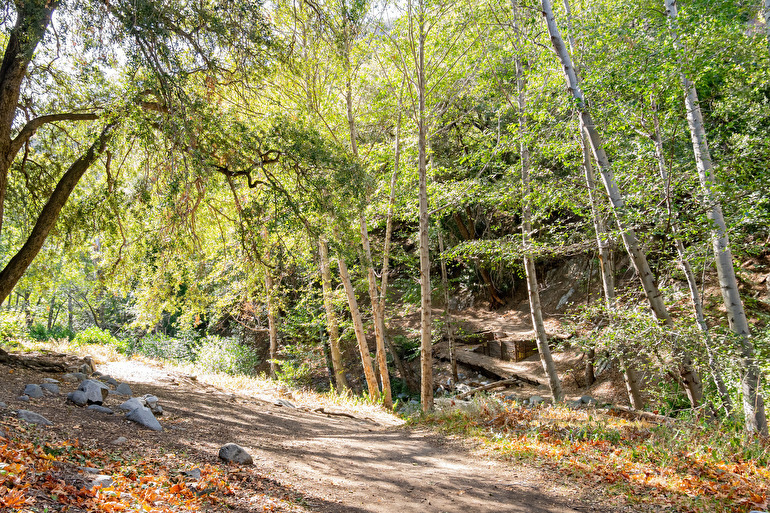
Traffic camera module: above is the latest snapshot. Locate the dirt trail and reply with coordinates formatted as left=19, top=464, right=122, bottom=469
left=1, top=357, right=610, bottom=512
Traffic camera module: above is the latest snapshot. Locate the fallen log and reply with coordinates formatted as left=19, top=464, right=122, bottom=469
left=455, top=377, right=538, bottom=400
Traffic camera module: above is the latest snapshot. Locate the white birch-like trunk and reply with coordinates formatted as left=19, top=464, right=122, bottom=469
left=320, top=238, right=349, bottom=391
left=561, top=0, right=644, bottom=409
left=337, top=251, right=380, bottom=400
left=650, top=107, right=732, bottom=413
left=664, top=0, right=766, bottom=434
left=541, top=0, right=702, bottom=407
left=417, top=2, right=433, bottom=412
left=514, top=5, right=563, bottom=402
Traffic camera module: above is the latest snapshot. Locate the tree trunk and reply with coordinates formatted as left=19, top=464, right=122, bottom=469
left=417, top=3, right=433, bottom=412
left=320, top=238, right=348, bottom=391
left=650, top=104, right=732, bottom=413
left=67, top=293, right=73, bottom=332
left=0, top=123, right=116, bottom=304
left=266, top=269, right=278, bottom=379
left=765, top=0, right=770, bottom=55
left=513, top=27, right=563, bottom=402
left=664, top=0, right=766, bottom=434
left=452, top=213, right=505, bottom=307
left=47, top=295, right=56, bottom=331
left=438, top=229, right=458, bottom=383
left=337, top=250, right=380, bottom=401
left=540, top=0, right=702, bottom=408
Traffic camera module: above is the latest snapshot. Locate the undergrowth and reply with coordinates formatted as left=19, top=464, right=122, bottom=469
left=409, top=396, right=770, bottom=513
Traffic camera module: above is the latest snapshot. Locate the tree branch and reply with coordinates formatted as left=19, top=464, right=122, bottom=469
left=10, top=113, right=99, bottom=156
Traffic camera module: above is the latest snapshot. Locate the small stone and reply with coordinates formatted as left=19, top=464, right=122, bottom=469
left=218, top=443, right=253, bottom=465
left=67, top=390, right=88, bottom=407
left=101, top=376, right=119, bottom=387
left=111, top=436, right=127, bottom=445
left=23, top=384, right=44, bottom=399
left=41, top=383, right=60, bottom=394
left=142, top=394, right=163, bottom=414
left=87, top=405, right=114, bottom=414
left=62, top=372, right=87, bottom=383
left=182, top=468, right=201, bottom=480
left=17, top=410, right=52, bottom=426
left=91, top=370, right=104, bottom=378
left=274, top=399, right=296, bottom=408
left=126, top=406, right=162, bottom=431
left=42, top=378, right=60, bottom=384
left=0, top=402, right=7, bottom=409
left=78, top=379, right=109, bottom=405
left=0, top=429, right=7, bottom=439
left=78, top=363, right=94, bottom=375
left=567, top=400, right=583, bottom=409
left=580, top=395, right=597, bottom=406
left=17, top=395, right=29, bottom=402
left=114, top=383, right=132, bottom=396
left=529, top=395, right=545, bottom=406
left=504, top=394, right=518, bottom=402
left=118, top=397, right=144, bottom=411
left=89, top=475, right=114, bottom=490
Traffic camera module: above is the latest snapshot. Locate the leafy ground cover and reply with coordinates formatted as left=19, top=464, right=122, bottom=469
left=413, top=399, right=770, bottom=513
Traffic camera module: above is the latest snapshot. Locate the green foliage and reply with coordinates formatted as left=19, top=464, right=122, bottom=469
left=0, top=311, right=26, bottom=342
left=73, top=326, right=120, bottom=347
left=130, top=333, right=199, bottom=362
left=28, top=323, right=75, bottom=342
left=195, top=336, right=261, bottom=376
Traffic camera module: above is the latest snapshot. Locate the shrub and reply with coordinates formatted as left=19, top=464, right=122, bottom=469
left=73, top=326, right=120, bottom=347
left=0, top=311, right=26, bottom=342
left=133, top=333, right=199, bottom=362
left=194, top=335, right=261, bottom=375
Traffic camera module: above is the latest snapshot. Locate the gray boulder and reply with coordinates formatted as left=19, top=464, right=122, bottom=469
left=182, top=468, right=201, bottom=480
left=78, top=379, right=109, bottom=405
left=67, top=390, right=88, bottom=407
left=114, top=383, right=132, bottom=396
left=87, top=405, right=114, bottom=415
left=111, top=436, right=127, bottom=445
left=17, top=410, right=52, bottom=426
left=567, top=400, right=583, bottom=409
left=118, top=397, right=144, bottom=412
left=78, top=363, right=94, bottom=375
left=580, top=395, right=598, bottom=406
left=17, top=395, right=29, bottom=402
left=62, top=372, right=87, bottom=383
left=23, top=384, right=44, bottom=399
left=101, top=376, right=119, bottom=387
left=41, top=383, right=60, bottom=395
left=218, top=443, right=253, bottom=465
left=143, top=394, right=163, bottom=415
left=126, top=406, right=162, bottom=431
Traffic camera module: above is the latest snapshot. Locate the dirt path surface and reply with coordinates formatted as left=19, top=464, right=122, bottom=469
left=2, top=356, right=610, bottom=512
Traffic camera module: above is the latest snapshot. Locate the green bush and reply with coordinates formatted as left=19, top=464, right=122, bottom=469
left=73, top=326, right=120, bottom=347
left=0, top=311, right=26, bottom=342
left=28, top=323, right=74, bottom=341
left=194, top=335, right=261, bottom=375
left=132, top=333, right=199, bottom=362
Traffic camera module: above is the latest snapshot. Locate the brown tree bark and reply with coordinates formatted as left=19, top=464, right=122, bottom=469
left=320, top=238, right=349, bottom=391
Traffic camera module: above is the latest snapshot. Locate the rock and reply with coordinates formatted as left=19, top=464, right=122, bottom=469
left=118, top=397, right=144, bottom=411
left=529, top=395, right=545, bottom=406
left=23, top=384, right=44, bottom=399
left=89, top=475, right=114, bottom=490
left=143, top=394, right=163, bottom=414
left=42, top=378, right=60, bottom=384
left=79, top=466, right=102, bottom=474
left=17, top=395, right=29, bottom=402
left=567, top=400, right=583, bottom=409
left=580, top=395, right=597, bottom=406
left=111, top=436, right=127, bottom=445
left=455, top=383, right=472, bottom=394
left=504, top=394, right=518, bottom=402
left=182, top=468, right=201, bottom=480
left=218, top=443, right=253, bottom=465
left=78, top=363, right=94, bottom=375
left=274, top=399, right=296, bottom=408
left=114, top=383, right=132, bottom=396
left=0, top=402, right=6, bottom=409
left=17, top=410, right=52, bottom=426
left=0, top=429, right=7, bottom=439
left=78, top=380, right=109, bottom=405
left=40, top=383, right=60, bottom=395
left=101, top=375, right=119, bottom=387
left=91, top=371, right=104, bottom=378
left=126, top=406, right=162, bottom=431
left=88, top=405, right=114, bottom=414
left=67, top=390, right=88, bottom=407
left=62, top=372, right=87, bottom=383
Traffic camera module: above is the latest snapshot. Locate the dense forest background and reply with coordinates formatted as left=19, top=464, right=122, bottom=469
left=1, top=0, right=770, bottom=434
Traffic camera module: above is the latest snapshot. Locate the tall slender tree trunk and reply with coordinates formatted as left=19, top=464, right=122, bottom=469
left=438, top=229, right=458, bottom=383
left=664, top=0, right=766, bottom=434
left=561, top=0, right=644, bottom=408
left=337, top=248, right=380, bottom=400
left=513, top=17, right=563, bottom=402
left=265, top=269, right=278, bottom=379
left=541, top=0, right=702, bottom=407
left=320, top=239, right=348, bottom=391
left=416, top=2, right=433, bottom=412
left=765, top=0, right=770, bottom=54
left=650, top=105, right=732, bottom=413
